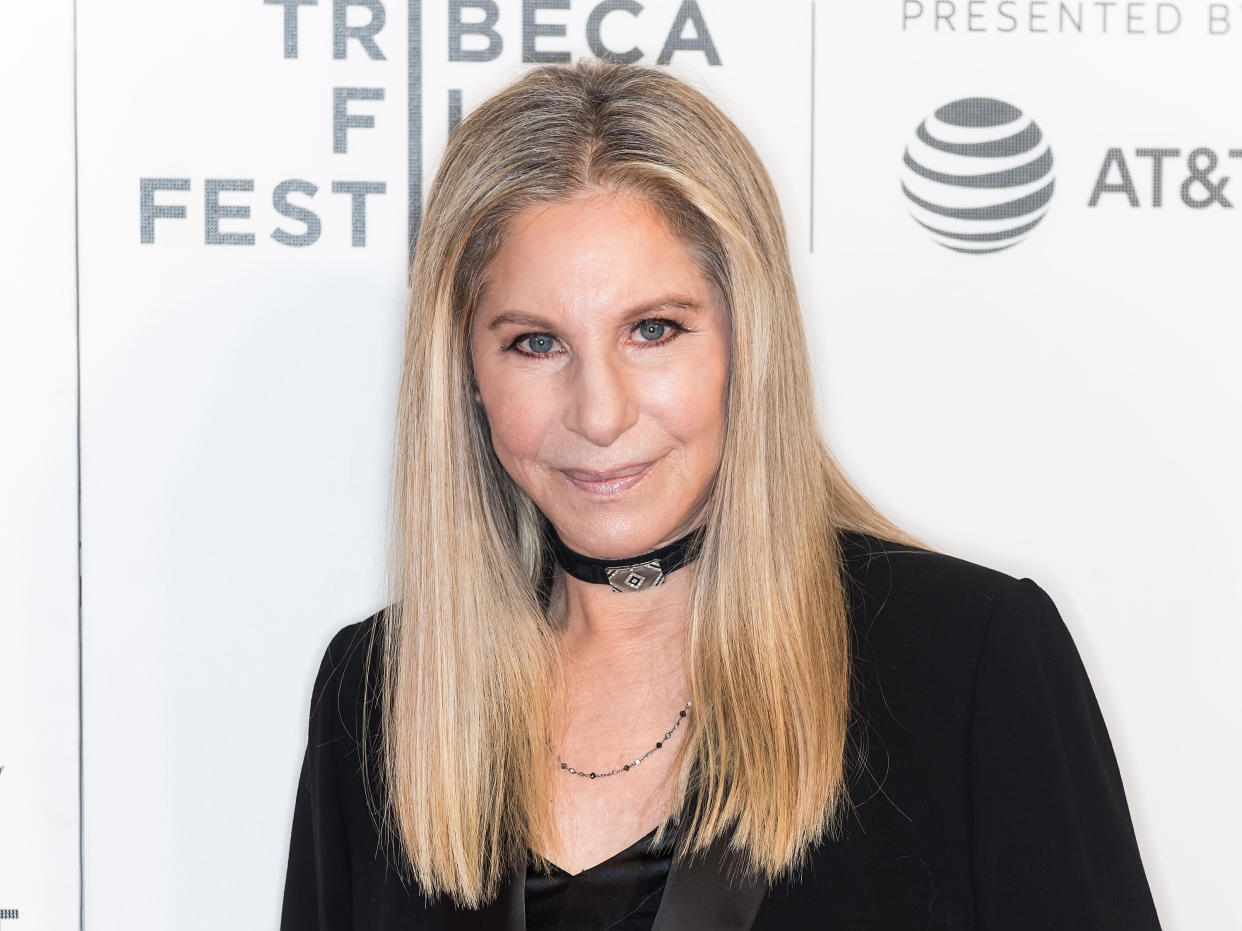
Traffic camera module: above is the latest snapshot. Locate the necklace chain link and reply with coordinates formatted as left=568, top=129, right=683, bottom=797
left=547, top=700, right=692, bottom=780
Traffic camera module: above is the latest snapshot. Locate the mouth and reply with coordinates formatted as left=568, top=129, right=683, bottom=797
left=558, top=461, right=656, bottom=497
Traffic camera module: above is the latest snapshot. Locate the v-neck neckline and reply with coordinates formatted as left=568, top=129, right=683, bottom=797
left=444, top=816, right=769, bottom=931
left=533, top=824, right=663, bottom=878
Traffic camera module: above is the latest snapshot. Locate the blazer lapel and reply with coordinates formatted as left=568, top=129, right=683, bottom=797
left=652, top=830, right=768, bottom=931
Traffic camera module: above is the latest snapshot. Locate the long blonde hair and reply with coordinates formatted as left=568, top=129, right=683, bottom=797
left=364, top=58, right=925, bottom=908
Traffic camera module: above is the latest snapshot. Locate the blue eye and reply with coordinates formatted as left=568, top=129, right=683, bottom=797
left=503, top=317, right=689, bottom=359
left=519, top=334, right=557, bottom=354
left=635, top=321, right=667, bottom=342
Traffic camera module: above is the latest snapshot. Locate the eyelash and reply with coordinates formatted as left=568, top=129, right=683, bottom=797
left=501, top=317, right=691, bottom=359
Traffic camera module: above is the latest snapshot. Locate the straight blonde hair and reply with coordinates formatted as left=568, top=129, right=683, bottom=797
left=362, top=58, right=926, bottom=908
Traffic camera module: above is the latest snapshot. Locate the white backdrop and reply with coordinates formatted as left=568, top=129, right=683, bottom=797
left=3, top=0, right=1240, bottom=928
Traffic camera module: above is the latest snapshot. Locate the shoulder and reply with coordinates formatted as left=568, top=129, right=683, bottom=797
left=834, top=526, right=1058, bottom=630
left=835, top=527, right=1022, bottom=608
left=831, top=528, right=1091, bottom=795
left=832, top=527, right=1071, bottom=697
left=305, top=608, right=386, bottom=746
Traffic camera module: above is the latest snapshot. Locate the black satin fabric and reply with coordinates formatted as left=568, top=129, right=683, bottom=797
left=525, top=825, right=677, bottom=931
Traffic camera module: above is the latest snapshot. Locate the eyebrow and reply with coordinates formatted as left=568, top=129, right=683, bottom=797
left=484, top=296, right=704, bottom=331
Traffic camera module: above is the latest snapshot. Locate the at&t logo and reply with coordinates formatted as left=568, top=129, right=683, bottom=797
left=900, top=97, right=1055, bottom=254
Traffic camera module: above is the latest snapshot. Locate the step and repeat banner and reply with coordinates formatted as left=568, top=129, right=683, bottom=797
left=1, top=2, right=81, bottom=930
left=5, top=0, right=1240, bottom=927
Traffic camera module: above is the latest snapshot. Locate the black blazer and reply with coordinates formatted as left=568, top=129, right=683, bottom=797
left=280, top=530, right=1162, bottom=929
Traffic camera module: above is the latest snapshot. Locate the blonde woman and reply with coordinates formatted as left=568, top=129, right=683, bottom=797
left=280, top=59, right=1161, bottom=930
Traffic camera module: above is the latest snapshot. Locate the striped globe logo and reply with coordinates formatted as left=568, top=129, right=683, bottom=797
left=901, top=97, right=1054, bottom=254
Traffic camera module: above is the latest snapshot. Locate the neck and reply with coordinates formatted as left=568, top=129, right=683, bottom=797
left=542, top=508, right=705, bottom=689
left=549, top=565, right=693, bottom=719
left=552, top=560, right=694, bottom=650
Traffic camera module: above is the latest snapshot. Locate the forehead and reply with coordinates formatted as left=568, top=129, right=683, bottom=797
left=476, top=191, right=714, bottom=322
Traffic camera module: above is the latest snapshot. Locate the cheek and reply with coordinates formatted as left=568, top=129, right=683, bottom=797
left=647, top=343, right=730, bottom=448
left=478, top=376, right=558, bottom=463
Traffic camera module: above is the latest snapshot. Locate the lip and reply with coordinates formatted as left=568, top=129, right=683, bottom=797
left=559, top=461, right=655, bottom=496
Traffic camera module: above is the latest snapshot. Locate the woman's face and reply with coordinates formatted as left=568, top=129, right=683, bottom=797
left=469, top=190, right=731, bottom=559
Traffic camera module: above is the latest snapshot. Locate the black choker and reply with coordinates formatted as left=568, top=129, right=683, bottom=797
left=544, top=519, right=704, bottom=593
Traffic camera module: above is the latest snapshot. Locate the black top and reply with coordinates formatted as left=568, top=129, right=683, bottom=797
left=524, top=825, right=675, bottom=930
left=279, top=529, right=1163, bottom=930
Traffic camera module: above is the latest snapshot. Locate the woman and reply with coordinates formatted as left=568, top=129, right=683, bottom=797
left=280, top=59, right=1162, bottom=930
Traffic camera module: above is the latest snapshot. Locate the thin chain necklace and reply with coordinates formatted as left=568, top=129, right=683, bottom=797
left=548, top=700, right=692, bottom=780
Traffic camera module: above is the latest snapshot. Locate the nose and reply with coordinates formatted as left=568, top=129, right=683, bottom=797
left=563, top=351, right=639, bottom=447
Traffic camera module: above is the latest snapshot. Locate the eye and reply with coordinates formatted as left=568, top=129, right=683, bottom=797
left=513, top=333, right=559, bottom=355
left=635, top=320, right=668, bottom=342
left=501, top=317, right=690, bottom=360
left=632, top=317, right=690, bottom=346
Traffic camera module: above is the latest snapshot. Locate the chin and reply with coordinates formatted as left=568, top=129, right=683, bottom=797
left=554, top=509, right=681, bottom=559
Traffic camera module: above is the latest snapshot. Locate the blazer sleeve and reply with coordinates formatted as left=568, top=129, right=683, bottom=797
left=969, top=577, right=1162, bottom=930
left=280, top=626, right=358, bottom=930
